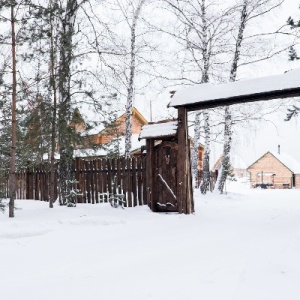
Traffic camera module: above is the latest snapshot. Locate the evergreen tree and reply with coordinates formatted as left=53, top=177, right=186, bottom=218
left=23, top=95, right=53, bottom=164
left=289, top=46, right=299, bottom=61
left=285, top=8, right=300, bottom=121
left=102, top=112, right=123, bottom=158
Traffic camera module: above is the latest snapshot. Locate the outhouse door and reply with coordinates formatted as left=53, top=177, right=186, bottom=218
left=154, top=141, right=178, bottom=212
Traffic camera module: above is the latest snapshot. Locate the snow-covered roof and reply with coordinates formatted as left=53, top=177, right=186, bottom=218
left=169, top=69, right=300, bottom=109
left=270, top=152, right=300, bottom=174
left=139, top=121, right=178, bottom=140
left=82, top=123, right=105, bottom=136
left=231, top=156, right=248, bottom=169
left=42, top=152, right=60, bottom=160
left=212, top=155, right=247, bottom=171
left=73, top=148, right=107, bottom=158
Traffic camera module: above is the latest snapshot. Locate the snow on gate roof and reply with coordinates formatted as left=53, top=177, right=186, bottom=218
left=139, top=120, right=178, bottom=140
left=169, top=69, right=300, bottom=110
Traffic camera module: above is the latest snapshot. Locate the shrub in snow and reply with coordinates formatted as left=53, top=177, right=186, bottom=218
left=65, top=179, right=83, bottom=207
left=0, top=199, right=5, bottom=213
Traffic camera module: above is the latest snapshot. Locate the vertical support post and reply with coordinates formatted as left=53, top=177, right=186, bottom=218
left=146, top=139, right=156, bottom=212
left=177, top=107, right=194, bottom=214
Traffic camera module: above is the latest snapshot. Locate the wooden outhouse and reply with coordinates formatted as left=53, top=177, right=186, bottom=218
left=139, top=119, right=194, bottom=213
left=247, top=151, right=300, bottom=189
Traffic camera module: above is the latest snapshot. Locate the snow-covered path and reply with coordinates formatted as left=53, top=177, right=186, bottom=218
left=1, top=182, right=300, bottom=300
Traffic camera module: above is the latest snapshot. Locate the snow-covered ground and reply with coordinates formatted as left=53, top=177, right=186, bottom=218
left=1, top=181, right=300, bottom=300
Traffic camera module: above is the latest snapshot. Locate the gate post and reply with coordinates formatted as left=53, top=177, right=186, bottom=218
left=177, top=107, right=194, bottom=214
left=146, top=139, right=156, bottom=212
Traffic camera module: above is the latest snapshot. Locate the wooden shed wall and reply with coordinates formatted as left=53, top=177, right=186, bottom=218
left=295, top=174, right=300, bottom=188
left=248, top=152, right=293, bottom=188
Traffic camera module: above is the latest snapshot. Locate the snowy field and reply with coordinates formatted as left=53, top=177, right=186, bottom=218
left=1, top=181, right=300, bottom=300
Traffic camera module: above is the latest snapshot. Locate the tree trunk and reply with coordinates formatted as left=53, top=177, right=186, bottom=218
left=124, top=0, right=146, bottom=158
left=200, top=111, right=211, bottom=194
left=9, top=3, right=17, bottom=218
left=218, top=0, right=247, bottom=193
left=58, top=0, right=77, bottom=205
left=218, top=106, right=232, bottom=193
left=191, top=112, right=201, bottom=185
left=49, top=0, right=58, bottom=208
left=198, top=0, right=211, bottom=194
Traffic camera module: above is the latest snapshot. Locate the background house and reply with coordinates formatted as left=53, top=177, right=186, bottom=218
left=212, top=155, right=248, bottom=178
left=247, top=149, right=300, bottom=188
left=74, top=109, right=205, bottom=170
left=89, top=107, right=148, bottom=145
left=75, top=107, right=148, bottom=158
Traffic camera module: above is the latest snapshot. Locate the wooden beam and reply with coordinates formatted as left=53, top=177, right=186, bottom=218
left=177, top=107, right=194, bottom=214
left=146, top=139, right=156, bottom=212
left=157, top=174, right=177, bottom=201
left=172, top=87, right=300, bottom=112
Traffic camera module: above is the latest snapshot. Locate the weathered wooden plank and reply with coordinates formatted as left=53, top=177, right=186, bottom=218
left=116, top=157, right=121, bottom=196
left=84, top=160, right=89, bottom=203
left=90, top=160, right=95, bottom=204
left=177, top=106, right=188, bottom=214
left=99, top=159, right=103, bottom=203
left=126, top=157, right=131, bottom=207
left=102, top=158, right=108, bottom=201
left=94, top=159, right=99, bottom=203
left=107, top=158, right=112, bottom=197
left=132, top=157, right=137, bottom=206
left=137, top=157, right=142, bottom=206
left=146, top=139, right=155, bottom=211
left=142, top=155, right=147, bottom=205
left=157, top=174, right=177, bottom=201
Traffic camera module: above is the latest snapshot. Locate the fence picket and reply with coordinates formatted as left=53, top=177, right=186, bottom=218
left=2, top=156, right=154, bottom=207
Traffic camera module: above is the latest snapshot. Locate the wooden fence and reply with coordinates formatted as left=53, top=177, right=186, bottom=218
left=195, top=170, right=218, bottom=191
left=1, top=156, right=147, bottom=207
left=0, top=157, right=218, bottom=207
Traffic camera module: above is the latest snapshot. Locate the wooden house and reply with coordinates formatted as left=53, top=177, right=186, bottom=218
left=247, top=150, right=300, bottom=189
left=212, top=155, right=248, bottom=178
left=75, top=107, right=148, bottom=158
left=90, top=107, right=148, bottom=145
left=77, top=111, right=204, bottom=166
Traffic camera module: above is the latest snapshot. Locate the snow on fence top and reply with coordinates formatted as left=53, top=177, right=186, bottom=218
left=139, top=120, right=178, bottom=140
left=169, top=69, right=300, bottom=110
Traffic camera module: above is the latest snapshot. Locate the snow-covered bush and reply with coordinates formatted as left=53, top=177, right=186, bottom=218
left=66, top=179, right=83, bottom=207
left=0, top=199, right=5, bottom=213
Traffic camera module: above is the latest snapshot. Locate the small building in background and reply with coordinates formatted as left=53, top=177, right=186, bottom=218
left=212, top=155, right=248, bottom=178
left=75, top=107, right=148, bottom=158
left=247, top=147, right=300, bottom=189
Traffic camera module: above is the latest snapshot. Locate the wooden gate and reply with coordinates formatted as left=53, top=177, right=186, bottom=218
left=154, top=141, right=178, bottom=212
left=140, top=119, right=194, bottom=214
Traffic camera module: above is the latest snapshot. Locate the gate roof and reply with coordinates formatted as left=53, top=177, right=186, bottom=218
left=169, top=69, right=300, bottom=111
left=139, top=120, right=178, bottom=140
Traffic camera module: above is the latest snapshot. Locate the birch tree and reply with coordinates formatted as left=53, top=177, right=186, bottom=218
left=163, top=0, right=235, bottom=194
left=218, top=0, right=291, bottom=193
left=218, top=0, right=248, bottom=194
left=123, top=0, right=146, bottom=158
